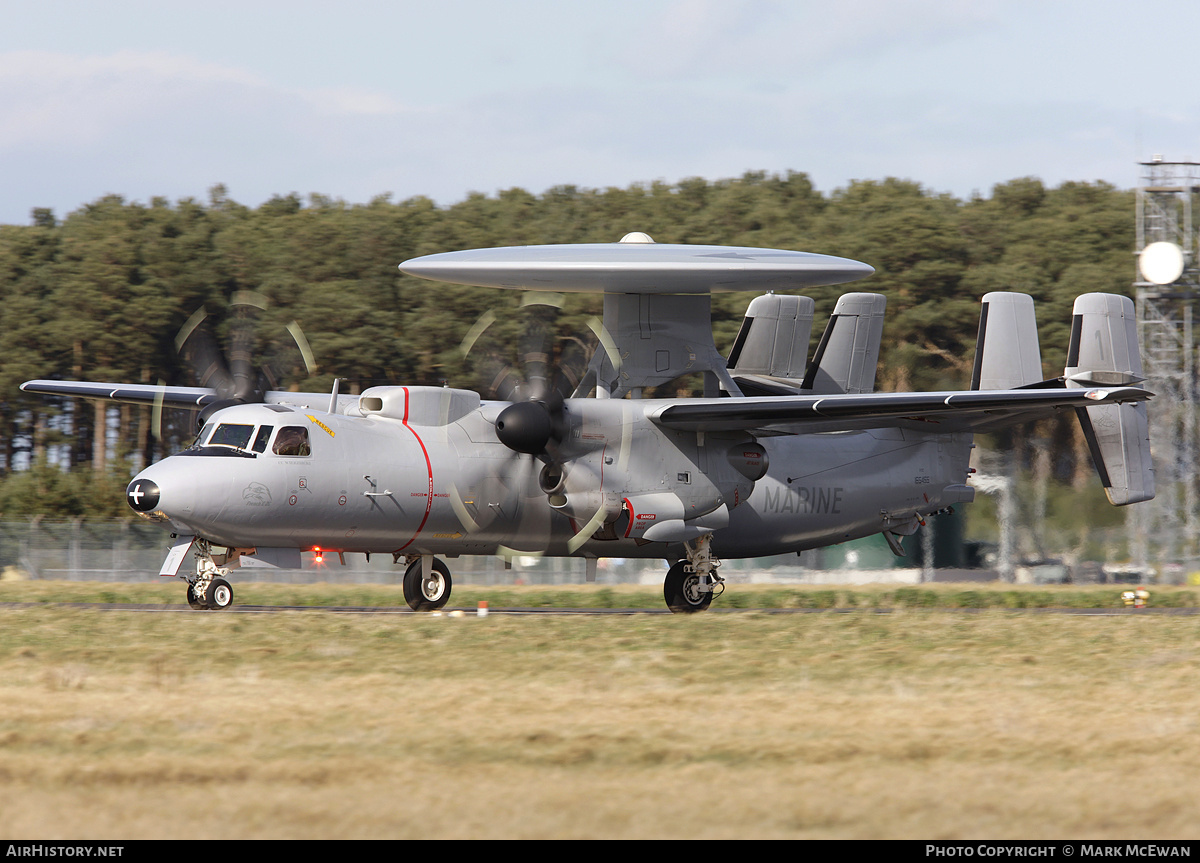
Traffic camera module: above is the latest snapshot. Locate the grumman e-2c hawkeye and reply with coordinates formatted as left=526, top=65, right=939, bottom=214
left=21, top=232, right=1154, bottom=612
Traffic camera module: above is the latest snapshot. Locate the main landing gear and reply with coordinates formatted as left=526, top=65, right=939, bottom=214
left=184, top=552, right=235, bottom=611
left=402, top=555, right=453, bottom=612
left=663, top=534, right=723, bottom=614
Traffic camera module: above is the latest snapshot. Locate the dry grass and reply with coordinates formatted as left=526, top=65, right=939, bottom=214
left=2, top=578, right=1196, bottom=609
left=1, top=604, right=1199, bottom=838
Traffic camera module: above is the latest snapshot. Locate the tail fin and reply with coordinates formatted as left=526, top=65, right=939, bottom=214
left=727, top=293, right=814, bottom=381
left=971, top=292, right=1044, bottom=390
left=1065, top=293, right=1154, bottom=505
left=801, top=292, right=887, bottom=394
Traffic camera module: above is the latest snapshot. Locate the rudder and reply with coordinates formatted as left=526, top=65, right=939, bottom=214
left=1065, top=293, right=1154, bottom=506
left=727, top=293, right=814, bottom=381
left=801, top=293, right=887, bottom=394
left=972, top=292, right=1044, bottom=390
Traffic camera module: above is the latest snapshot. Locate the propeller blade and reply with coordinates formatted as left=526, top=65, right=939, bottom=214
left=175, top=307, right=236, bottom=399
left=175, top=291, right=314, bottom=428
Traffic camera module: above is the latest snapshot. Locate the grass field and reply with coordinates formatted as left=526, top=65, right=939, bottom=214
left=1, top=582, right=1199, bottom=839
left=2, top=578, right=1196, bottom=609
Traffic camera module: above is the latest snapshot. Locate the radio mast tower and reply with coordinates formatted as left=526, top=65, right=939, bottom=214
left=1132, top=156, right=1200, bottom=578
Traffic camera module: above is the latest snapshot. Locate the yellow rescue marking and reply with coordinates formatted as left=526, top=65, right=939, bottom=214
left=306, top=415, right=335, bottom=437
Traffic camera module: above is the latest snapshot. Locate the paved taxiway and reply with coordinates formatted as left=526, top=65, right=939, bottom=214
left=2, top=603, right=1198, bottom=616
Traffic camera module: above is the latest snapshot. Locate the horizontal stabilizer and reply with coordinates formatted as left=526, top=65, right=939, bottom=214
left=801, top=293, right=887, bottom=394
left=972, top=292, right=1044, bottom=390
left=1065, top=294, right=1154, bottom=505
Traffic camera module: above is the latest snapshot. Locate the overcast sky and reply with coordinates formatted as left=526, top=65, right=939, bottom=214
left=2, top=0, right=1198, bottom=226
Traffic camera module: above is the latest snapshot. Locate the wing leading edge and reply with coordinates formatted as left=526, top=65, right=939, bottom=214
left=18, top=380, right=331, bottom=411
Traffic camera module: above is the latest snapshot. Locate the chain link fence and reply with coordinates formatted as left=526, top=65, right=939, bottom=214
left=0, top=518, right=1150, bottom=586
left=0, top=518, right=884, bottom=585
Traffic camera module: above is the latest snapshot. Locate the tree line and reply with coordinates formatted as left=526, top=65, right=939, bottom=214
left=0, top=171, right=1138, bottom=517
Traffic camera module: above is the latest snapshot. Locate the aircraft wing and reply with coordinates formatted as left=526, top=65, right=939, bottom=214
left=19, top=380, right=332, bottom=411
left=647, top=386, right=1152, bottom=434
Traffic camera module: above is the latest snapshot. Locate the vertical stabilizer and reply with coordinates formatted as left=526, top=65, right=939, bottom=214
left=1065, top=293, right=1155, bottom=506
left=971, top=292, right=1044, bottom=390
left=801, top=293, right=887, bottom=394
left=727, top=293, right=814, bottom=380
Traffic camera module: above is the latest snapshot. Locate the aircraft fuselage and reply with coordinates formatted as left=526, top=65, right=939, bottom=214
left=128, top=391, right=973, bottom=562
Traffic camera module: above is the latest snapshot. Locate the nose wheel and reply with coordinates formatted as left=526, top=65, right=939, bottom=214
left=186, top=576, right=233, bottom=610
left=185, top=548, right=236, bottom=610
left=206, top=577, right=234, bottom=609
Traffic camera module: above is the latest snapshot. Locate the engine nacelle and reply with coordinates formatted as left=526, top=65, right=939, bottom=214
left=615, top=492, right=685, bottom=540
left=612, top=493, right=730, bottom=542
left=727, top=442, right=768, bottom=481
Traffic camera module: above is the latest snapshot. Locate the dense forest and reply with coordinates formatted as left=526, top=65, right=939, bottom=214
left=0, top=171, right=1137, bottom=518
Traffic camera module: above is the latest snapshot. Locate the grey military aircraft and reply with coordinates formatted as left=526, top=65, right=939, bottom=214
left=21, top=232, right=1154, bottom=612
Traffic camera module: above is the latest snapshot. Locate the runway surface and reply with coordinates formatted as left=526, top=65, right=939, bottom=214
left=2, top=602, right=1197, bottom=616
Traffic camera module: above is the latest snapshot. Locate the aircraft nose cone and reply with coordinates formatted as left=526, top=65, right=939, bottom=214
left=126, top=479, right=161, bottom=513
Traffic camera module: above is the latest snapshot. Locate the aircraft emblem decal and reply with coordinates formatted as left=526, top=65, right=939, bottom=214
left=242, top=482, right=272, bottom=507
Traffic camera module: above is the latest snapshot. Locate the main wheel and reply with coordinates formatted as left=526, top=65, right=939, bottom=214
left=205, top=577, right=234, bottom=610
left=403, top=558, right=453, bottom=611
left=663, top=561, right=713, bottom=614
left=186, top=582, right=207, bottom=610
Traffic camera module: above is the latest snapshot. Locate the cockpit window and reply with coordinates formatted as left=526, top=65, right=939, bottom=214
left=210, top=423, right=254, bottom=450
left=191, top=422, right=215, bottom=449
left=272, top=426, right=311, bottom=456
left=252, top=425, right=274, bottom=453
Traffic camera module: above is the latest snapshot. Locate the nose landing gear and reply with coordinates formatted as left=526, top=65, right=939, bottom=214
left=184, top=544, right=235, bottom=610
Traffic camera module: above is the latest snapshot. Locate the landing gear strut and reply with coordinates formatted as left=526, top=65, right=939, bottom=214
left=402, top=556, right=453, bottom=611
left=663, top=534, right=723, bottom=614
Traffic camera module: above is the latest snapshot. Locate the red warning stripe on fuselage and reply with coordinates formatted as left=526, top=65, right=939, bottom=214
left=395, top=387, right=434, bottom=552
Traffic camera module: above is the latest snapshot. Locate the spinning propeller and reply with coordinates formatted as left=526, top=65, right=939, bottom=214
left=174, top=290, right=316, bottom=428
left=450, top=293, right=625, bottom=554
left=463, top=292, right=583, bottom=460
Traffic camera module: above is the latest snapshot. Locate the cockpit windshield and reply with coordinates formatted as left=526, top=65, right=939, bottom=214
left=252, top=425, right=274, bottom=453
left=182, top=420, right=307, bottom=458
left=209, top=423, right=254, bottom=450
left=190, top=422, right=215, bottom=449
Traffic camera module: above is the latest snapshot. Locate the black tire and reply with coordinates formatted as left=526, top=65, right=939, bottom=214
left=186, top=582, right=207, bottom=610
left=663, top=561, right=713, bottom=614
left=403, top=558, right=453, bottom=611
left=205, top=577, right=234, bottom=610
